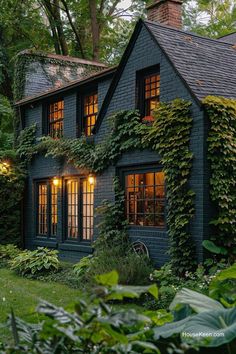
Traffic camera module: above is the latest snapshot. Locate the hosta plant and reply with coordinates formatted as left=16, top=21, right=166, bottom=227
left=10, top=247, right=60, bottom=275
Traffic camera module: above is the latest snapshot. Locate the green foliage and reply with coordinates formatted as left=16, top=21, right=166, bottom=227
left=0, top=244, right=21, bottom=261
left=203, top=240, right=228, bottom=255
left=82, top=178, right=154, bottom=286
left=0, top=158, right=25, bottom=245
left=150, top=262, right=212, bottom=309
left=143, top=99, right=196, bottom=275
left=2, top=270, right=236, bottom=353
left=0, top=121, right=37, bottom=245
left=2, top=271, right=160, bottom=354
left=10, top=247, right=60, bottom=275
left=37, top=109, right=143, bottom=173
left=209, top=263, right=236, bottom=308
left=22, top=103, right=195, bottom=276
left=73, top=255, right=96, bottom=278
left=184, top=0, right=236, bottom=39
left=203, top=96, right=236, bottom=259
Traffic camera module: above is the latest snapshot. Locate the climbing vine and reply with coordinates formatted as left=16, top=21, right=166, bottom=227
left=36, top=109, right=143, bottom=173
left=14, top=51, right=103, bottom=101
left=19, top=99, right=195, bottom=275
left=143, top=100, right=196, bottom=274
left=203, top=96, right=236, bottom=259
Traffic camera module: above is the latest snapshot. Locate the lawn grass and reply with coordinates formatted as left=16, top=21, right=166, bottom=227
left=0, top=267, right=144, bottom=343
left=0, top=268, right=82, bottom=342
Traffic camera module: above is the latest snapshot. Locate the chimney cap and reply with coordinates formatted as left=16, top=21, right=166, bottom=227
left=146, top=0, right=183, bottom=10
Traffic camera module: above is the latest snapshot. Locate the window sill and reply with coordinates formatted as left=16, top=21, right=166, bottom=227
left=33, top=238, right=58, bottom=247
left=59, top=242, right=92, bottom=253
left=127, top=225, right=167, bottom=232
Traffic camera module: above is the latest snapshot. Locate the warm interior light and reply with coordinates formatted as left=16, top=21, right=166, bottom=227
left=88, top=175, right=95, bottom=185
left=53, top=177, right=60, bottom=186
left=0, top=161, right=10, bottom=172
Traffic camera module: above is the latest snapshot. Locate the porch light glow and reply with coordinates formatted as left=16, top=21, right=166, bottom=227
left=88, top=175, right=95, bottom=185
left=52, top=177, right=60, bottom=187
left=0, top=161, right=10, bottom=172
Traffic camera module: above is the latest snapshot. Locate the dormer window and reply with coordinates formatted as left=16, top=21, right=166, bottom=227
left=137, top=66, right=160, bottom=123
left=48, top=99, right=64, bottom=138
left=83, top=93, right=98, bottom=136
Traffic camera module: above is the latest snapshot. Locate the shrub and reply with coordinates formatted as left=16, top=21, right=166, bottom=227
left=85, top=247, right=153, bottom=286
left=73, top=255, right=95, bottom=278
left=0, top=244, right=21, bottom=260
left=10, top=247, right=60, bottom=275
left=2, top=271, right=236, bottom=353
left=148, top=262, right=212, bottom=309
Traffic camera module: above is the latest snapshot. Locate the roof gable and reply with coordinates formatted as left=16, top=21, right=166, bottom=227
left=144, top=20, right=236, bottom=100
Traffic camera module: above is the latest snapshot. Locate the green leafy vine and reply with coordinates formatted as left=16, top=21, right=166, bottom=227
left=19, top=99, right=195, bottom=275
left=203, top=96, right=236, bottom=259
left=142, top=99, right=196, bottom=275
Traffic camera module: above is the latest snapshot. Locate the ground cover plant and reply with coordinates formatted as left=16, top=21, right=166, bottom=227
left=0, top=267, right=235, bottom=354
left=0, top=268, right=82, bottom=343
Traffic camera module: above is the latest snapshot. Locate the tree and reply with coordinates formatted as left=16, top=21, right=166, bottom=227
left=183, top=0, right=236, bottom=38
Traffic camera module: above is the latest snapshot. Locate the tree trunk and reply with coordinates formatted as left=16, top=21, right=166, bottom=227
left=89, top=0, right=100, bottom=60
left=60, top=0, right=85, bottom=58
left=53, top=0, right=69, bottom=56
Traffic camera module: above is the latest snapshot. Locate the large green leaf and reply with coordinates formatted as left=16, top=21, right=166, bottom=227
left=153, top=317, right=190, bottom=339
left=209, top=264, right=236, bottom=307
left=182, top=307, right=236, bottom=347
left=106, top=284, right=158, bottom=301
left=154, top=308, right=236, bottom=347
left=202, top=240, right=228, bottom=255
left=169, top=288, right=224, bottom=313
left=95, top=270, right=119, bottom=286
left=211, top=263, right=236, bottom=283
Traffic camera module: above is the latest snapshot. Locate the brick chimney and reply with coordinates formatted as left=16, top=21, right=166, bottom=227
left=146, top=0, right=182, bottom=29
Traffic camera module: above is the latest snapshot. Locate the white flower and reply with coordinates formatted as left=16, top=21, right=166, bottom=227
left=2, top=297, right=6, bottom=302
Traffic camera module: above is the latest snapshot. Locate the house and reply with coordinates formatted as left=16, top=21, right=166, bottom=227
left=15, top=0, right=236, bottom=266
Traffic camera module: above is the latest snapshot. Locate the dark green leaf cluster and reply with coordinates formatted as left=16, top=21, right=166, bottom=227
left=203, top=96, right=236, bottom=259
left=10, top=247, right=60, bottom=275
left=142, top=99, right=196, bottom=275
left=2, top=269, right=236, bottom=354
left=36, top=110, right=143, bottom=173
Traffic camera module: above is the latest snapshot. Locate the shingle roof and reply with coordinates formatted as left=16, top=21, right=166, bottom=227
left=15, top=66, right=116, bottom=106
left=144, top=20, right=236, bottom=100
left=218, top=32, right=236, bottom=45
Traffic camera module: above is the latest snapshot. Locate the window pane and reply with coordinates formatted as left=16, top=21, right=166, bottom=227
left=49, top=100, right=64, bottom=138
left=144, top=73, right=160, bottom=119
left=51, top=184, right=58, bottom=236
left=66, top=180, right=79, bottom=239
left=82, top=179, right=94, bottom=240
left=125, top=170, right=165, bottom=227
left=38, top=183, right=48, bottom=236
left=83, top=93, right=98, bottom=136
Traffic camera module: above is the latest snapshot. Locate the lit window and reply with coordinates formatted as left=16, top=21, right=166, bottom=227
left=83, top=93, right=98, bottom=136
left=48, top=100, right=64, bottom=138
left=65, top=177, right=94, bottom=240
left=38, top=183, right=48, bottom=236
left=36, top=181, right=58, bottom=237
left=137, top=68, right=160, bottom=123
left=51, top=184, right=58, bottom=236
left=125, top=171, right=165, bottom=227
left=144, top=74, right=160, bottom=119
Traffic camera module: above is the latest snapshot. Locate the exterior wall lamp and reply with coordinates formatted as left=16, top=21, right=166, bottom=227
left=88, top=174, right=95, bottom=185
left=52, top=176, right=61, bottom=187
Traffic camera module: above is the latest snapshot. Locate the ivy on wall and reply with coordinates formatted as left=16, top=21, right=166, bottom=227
left=19, top=99, right=195, bottom=275
left=14, top=52, right=103, bottom=102
left=203, top=96, right=236, bottom=259
left=142, top=100, right=196, bottom=274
